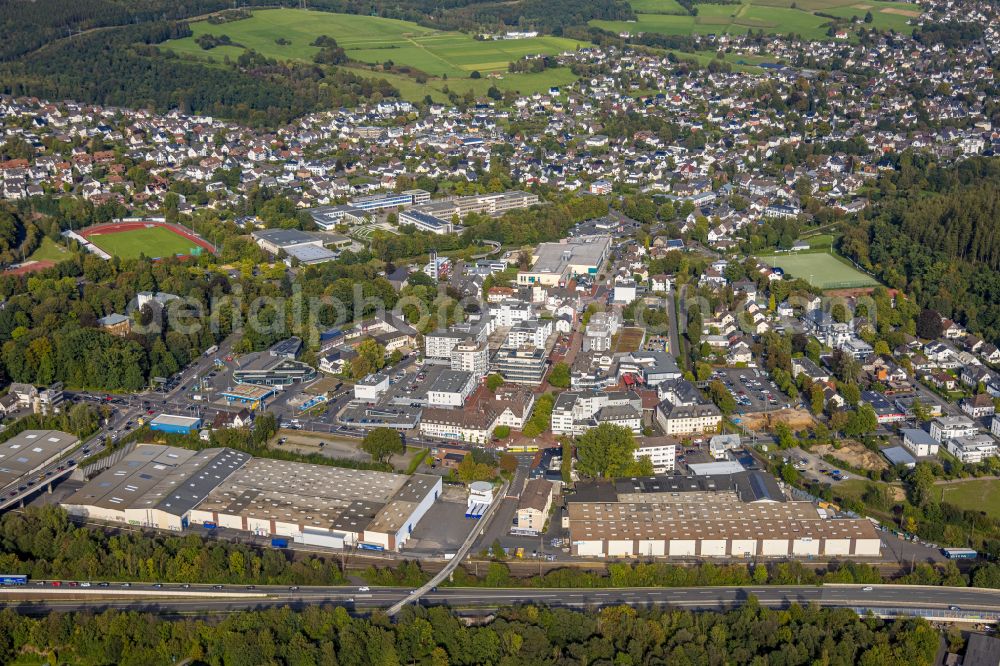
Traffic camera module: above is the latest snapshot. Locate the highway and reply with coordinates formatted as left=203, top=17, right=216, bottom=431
left=2, top=583, right=1000, bottom=621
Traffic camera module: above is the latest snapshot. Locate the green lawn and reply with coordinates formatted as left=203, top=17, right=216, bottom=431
left=758, top=251, right=879, bottom=289
left=28, top=236, right=70, bottom=263
left=165, top=9, right=586, bottom=83
left=936, top=480, right=1000, bottom=520
left=86, top=227, right=204, bottom=260
left=592, top=0, right=919, bottom=40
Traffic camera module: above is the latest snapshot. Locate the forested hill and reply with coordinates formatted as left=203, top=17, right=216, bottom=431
left=840, top=156, right=1000, bottom=343
left=0, top=22, right=399, bottom=127
left=0, top=0, right=230, bottom=61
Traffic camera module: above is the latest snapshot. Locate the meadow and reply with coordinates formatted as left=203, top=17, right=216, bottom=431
left=591, top=0, right=921, bottom=40
left=758, top=251, right=879, bottom=289
left=164, top=9, right=586, bottom=98
left=936, top=479, right=1000, bottom=521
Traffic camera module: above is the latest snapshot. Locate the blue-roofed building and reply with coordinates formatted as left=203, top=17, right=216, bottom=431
left=149, top=414, right=202, bottom=435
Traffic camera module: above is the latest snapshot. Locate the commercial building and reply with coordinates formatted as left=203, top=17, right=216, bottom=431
left=450, top=339, right=489, bottom=380
left=945, top=434, right=999, bottom=464
left=492, top=345, right=547, bottom=385
left=710, top=434, right=742, bottom=459
left=0, top=430, right=79, bottom=488
left=63, top=445, right=251, bottom=530
left=900, top=428, right=939, bottom=457
left=551, top=390, right=642, bottom=436
left=190, top=459, right=441, bottom=551
left=63, top=445, right=443, bottom=551
left=513, top=478, right=554, bottom=535
left=930, top=416, right=979, bottom=443
left=232, top=353, right=316, bottom=387
left=489, top=300, right=533, bottom=327
left=354, top=371, right=391, bottom=402
left=149, top=414, right=202, bottom=435
left=655, top=400, right=722, bottom=436
left=420, top=404, right=499, bottom=444
left=635, top=440, right=676, bottom=473
left=617, top=351, right=683, bottom=387
left=517, top=235, right=611, bottom=286
left=219, top=384, right=276, bottom=410
left=565, top=473, right=881, bottom=559
left=426, top=370, right=476, bottom=408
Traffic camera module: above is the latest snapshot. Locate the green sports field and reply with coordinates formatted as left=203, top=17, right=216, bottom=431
left=591, top=0, right=920, bottom=40
left=936, top=479, right=1000, bottom=520
left=86, top=227, right=204, bottom=260
left=758, top=252, right=879, bottom=289
left=165, top=9, right=586, bottom=84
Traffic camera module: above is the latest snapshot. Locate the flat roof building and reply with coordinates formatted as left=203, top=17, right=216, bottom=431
left=565, top=472, right=880, bottom=559
left=190, top=459, right=441, bottom=551
left=149, top=414, right=202, bottom=435
left=63, top=445, right=251, bottom=531
left=517, top=235, right=611, bottom=286
left=0, top=430, right=79, bottom=488
left=62, top=445, right=442, bottom=550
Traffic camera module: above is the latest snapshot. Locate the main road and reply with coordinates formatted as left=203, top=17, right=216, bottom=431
left=3, top=583, right=1000, bottom=621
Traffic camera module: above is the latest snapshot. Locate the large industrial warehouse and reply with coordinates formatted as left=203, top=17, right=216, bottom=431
left=190, top=458, right=441, bottom=552
left=566, top=473, right=881, bottom=559
left=63, top=445, right=441, bottom=552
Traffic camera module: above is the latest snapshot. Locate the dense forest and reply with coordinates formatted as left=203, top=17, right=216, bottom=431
left=0, top=0, right=231, bottom=61
left=0, top=599, right=944, bottom=666
left=840, top=157, right=1000, bottom=343
left=0, top=21, right=398, bottom=127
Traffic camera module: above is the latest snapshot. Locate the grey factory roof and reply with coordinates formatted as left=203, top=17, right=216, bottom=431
left=196, top=459, right=437, bottom=535
left=0, top=430, right=80, bottom=487
left=63, top=445, right=250, bottom=516
left=570, top=471, right=784, bottom=505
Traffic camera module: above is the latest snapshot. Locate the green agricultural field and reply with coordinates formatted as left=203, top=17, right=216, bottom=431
left=86, top=227, right=203, bottom=260
left=629, top=0, right=689, bottom=14
left=165, top=9, right=586, bottom=93
left=936, top=479, right=1000, bottom=520
left=591, top=0, right=920, bottom=40
left=758, top=251, right=879, bottom=289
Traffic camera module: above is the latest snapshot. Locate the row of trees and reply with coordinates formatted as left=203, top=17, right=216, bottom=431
left=0, top=506, right=346, bottom=587
left=0, top=597, right=942, bottom=666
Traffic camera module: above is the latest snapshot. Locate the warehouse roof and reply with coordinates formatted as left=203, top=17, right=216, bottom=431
left=150, top=414, right=202, bottom=428
left=0, top=430, right=80, bottom=487
left=63, top=445, right=249, bottom=515
left=568, top=499, right=879, bottom=542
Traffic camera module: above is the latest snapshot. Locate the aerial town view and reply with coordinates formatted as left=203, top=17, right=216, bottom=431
left=0, top=0, right=998, bottom=662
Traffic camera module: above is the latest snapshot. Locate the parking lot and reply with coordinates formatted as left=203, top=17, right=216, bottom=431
left=787, top=447, right=851, bottom=484
left=713, top=368, right=790, bottom=414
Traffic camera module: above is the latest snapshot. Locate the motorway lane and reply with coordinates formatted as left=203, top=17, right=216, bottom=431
left=4, top=584, right=1000, bottom=616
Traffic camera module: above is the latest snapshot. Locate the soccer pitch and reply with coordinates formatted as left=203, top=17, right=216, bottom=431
left=86, top=226, right=204, bottom=260
left=758, top=252, right=879, bottom=289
